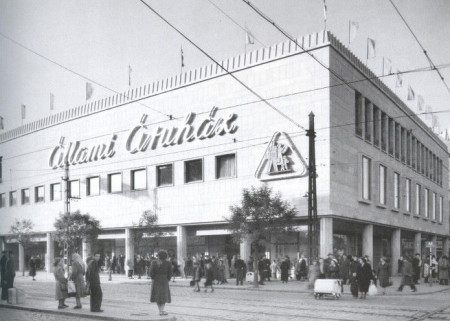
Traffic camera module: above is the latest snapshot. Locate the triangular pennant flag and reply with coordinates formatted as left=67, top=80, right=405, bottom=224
left=407, top=86, right=415, bottom=101
left=181, top=46, right=185, bottom=68
left=21, top=104, right=26, bottom=120
left=86, top=82, right=94, bottom=100
left=246, top=31, right=255, bottom=45
left=367, top=38, right=376, bottom=59
left=349, top=20, right=359, bottom=43
left=417, top=95, right=424, bottom=111
left=383, top=57, right=392, bottom=76
left=395, top=70, right=403, bottom=88
left=50, top=93, right=55, bottom=111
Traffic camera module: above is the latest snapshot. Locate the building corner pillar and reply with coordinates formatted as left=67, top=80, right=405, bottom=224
left=319, top=217, right=333, bottom=258
left=362, top=224, right=373, bottom=264
left=18, top=243, right=25, bottom=273
left=414, top=232, right=421, bottom=257
left=125, top=228, right=134, bottom=273
left=443, top=238, right=449, bottom=258
left=46, top=233, right=55, bottom=273
left=431, top=235, right=437, bottom=257
left=391, top=229, right=401, bottom=276
left=176, top=225, right=187, bottom=277
left=240, top=238, right=251, bottom=262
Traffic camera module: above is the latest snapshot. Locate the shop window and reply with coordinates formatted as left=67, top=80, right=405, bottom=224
left=405, top=178, right=411, bottom=213
left=355, top=92, right=363, bottom=137
left=9, top=191, right=17, bottom=206
left=185, top=159, right=203, bottom=183
left=108, top=173, right=122, bottom=193
left=381, top=112, right=387, bottom=152
left=216, top=154, right=236, bottom=179
left=424, top=188, right=429, bottom=218
left=373, top=106, right=380, bottom=147
left=0, top=193, right=5, bottom=208
left=415, top=184, right=421, bottom=216
left=21, top=188, right=30, bottom=205
left=157, top=164, right=173, bottom=187
left=379, top=165, right=386, bottom=205
left=393, top=173, right=400, bottom=209
left=365, top=100, right=372, bottom=142
left=131, top=168, right=147, bottom=190
left=50, top=183, right=61, bottom=201
left=35, top=186, right=45, bottom=203
left=87, top=176, right=100, bottom=196
left=362, top=156, right=371, bottom=200
left=69, top=180, right=80, bottom=198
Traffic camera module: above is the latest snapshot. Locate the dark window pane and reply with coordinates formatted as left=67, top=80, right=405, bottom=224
left=185, top=159, right=203, bottom=183
left=157, top=164, right=173, bottom=186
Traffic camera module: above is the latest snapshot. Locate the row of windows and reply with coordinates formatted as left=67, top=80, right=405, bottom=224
left=0, top=154, right=236, bottom=207
left=361, top=156, right=444, bottom=222
left=355, top=92, right=443, bottom=187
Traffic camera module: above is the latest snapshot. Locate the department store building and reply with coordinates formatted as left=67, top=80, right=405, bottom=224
left=0, top=31, right=448, bottom=274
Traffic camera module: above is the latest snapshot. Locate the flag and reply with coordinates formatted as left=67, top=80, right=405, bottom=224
left=50, top=93, right=55, bottom=110
left=0, top=116, right=3, bottom=130
left=367, top=38, right=376, bottom=59
left=407, top=86, right=415, bottom=101
left=432, top=114, right=438, bottom=128
left=246, top=31, right=254, bottom=45
left=86, top=82, right=94, bottom=100
left=323, top=0, right=327, bottom=21
left=383, top=57, right=392, bottom=76
left=445, top=129, right=449, bottom=141
left=425, top=105, right=432, bottom=119
left=395, top=70, right=403, bottom=88
left=21, top=104, right=26, bottom=120
left=349, top=20, right=359, bottom=44
left=181, top=46, right=185, bottom=68
left=417, top=95, right=424, bottom=111
left=128, top=65, right=132, bottom=87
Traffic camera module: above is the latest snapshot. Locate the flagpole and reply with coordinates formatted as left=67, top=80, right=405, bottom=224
left=348, top=21, right=351, bottom=47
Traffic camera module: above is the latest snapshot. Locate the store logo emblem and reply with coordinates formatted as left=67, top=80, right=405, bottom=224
left=255, top=132, right=308, bottom=181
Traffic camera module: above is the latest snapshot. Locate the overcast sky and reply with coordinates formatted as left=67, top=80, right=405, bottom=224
left=1, top=0, right=449, bottom=136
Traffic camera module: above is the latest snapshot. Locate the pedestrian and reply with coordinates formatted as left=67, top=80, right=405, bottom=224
left=412, top=253, right=422, bottom=284
left=307, top=259, right=320, bottom=289
left=297, top=255, right=308, bottom=281
left=377, top=257, right=391, bottom=295
left=87, top=253, right=103, bottom=312
left=398, top=256, right=404, bottom=275
left=280, top=256, right=290, bottom=283
left=29, top=255, right=37, bottom=281
left=423, top=256, right=430, bottom=284
left=234, top=255, right=245, bottom=286
left=184, top=257, right=192, bottom=278
left=54, top=257, right=68, bottom=309
left=0, top=250, right=7, bottom=302
left=204, top=260, right=215, bottom=292
left=223, top=255, right=230, bottom=280
left=150, top=250, right=172, bottom=316
left=338, top=255, right=350, bottom=293
left=258, top=256, right=265, bottom=285
left=247, top=256, right=254, bottom=273
left=71, top=253, right=86, bottom=309
left=192, top=260, right=202, bottom=292
left=127, top=256, right=134, bottom=279
left=430, top=255, right=438, bottom=285
left=318, top=258, right=326, bottom=279
left=270, top=259, right=279, bottom=280
left=170, top=256, right=179, bottom=282
left=438, top=256, right=449, bottom=285
left=327, top=259, right=340, bottom=279
left=217, top=259, right=226, bottom=284
left=263, top=256, right=271, bottom=282
left=397, top=257, right=417, bottom=292
left=356, top=257, right=373, bottom=299
left=4, top=251, right=15, bottom=301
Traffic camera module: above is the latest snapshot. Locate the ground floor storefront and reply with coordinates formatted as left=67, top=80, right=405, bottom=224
left=2, top=216, right=449, bottom=275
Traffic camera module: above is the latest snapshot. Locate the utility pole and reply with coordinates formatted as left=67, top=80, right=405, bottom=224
left=306, top=112, right=319, bottom=264
left=62, top=161, right=70, bottom=275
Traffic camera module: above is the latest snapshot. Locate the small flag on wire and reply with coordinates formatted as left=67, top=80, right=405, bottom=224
left=407, top=86, right=415, bottom=101
left=383, top=57, right=392, bottom=76
left=367, top=38, right=376, bottom=59
left=246, top=31, right=255, bottom=45
left=128, top=65, right=132, bottom=87
left=417, top=95, right=425, bottom=111
left=86, top=82, right=94, bottom=100
left=181, top=46, right=185, bottom=68
left=0, top=116, right=3, bottom=130
left=425, top=105, right=432, bottom=119
left=349, top=20, right=359, bottom=44
left=395, top=70, right=403, bottom=88
left=21, top=104, right=26, bottom=120
left=50, top=93, right=55, bottom=110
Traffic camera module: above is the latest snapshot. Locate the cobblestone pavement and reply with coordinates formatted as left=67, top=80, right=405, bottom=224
left=6, top=276, right=450, bottom=321
left=0, top=308, right=88, bottom=321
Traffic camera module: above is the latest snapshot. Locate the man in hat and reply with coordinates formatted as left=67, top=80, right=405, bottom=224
left=3, top=251, right=16, bottom=301
left=87, top=253, right=103, bottom=312
left=0, top=250, right=7, bottom=301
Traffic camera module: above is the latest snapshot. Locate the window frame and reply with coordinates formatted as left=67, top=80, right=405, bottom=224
left=393, top=172, right=400, bottom=209
left=215, top=153, right=237, bottom=179
left=108, top=172, right=123, bottom=193
left=131, top=168, right=147, bottom=191
left=86, top=176, right=100, bottom=197
left=156, top=163, right=174, bottom=187
left=0, top=193, right=6, bottom=208
left=378, top=164, right=387, bottom=205
left=184, top=158, right=204, bottom=184
left=21, top=188, right=30, bottom=205
left=69, top=179, right=80, bottom=199
left=362, top=156, right=371, bottom=201
left=9, top=190, right=17, bottom=206
left=50, top=182, right=62, bottom=201
left=415, top=183, right=421, bottom=216
left=35, top=185, right=45, bottom=203
left=405, top=178, right=411, bottom=213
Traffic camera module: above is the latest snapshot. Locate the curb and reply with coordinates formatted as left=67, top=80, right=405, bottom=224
left=0, top=303, right=176, bottom=321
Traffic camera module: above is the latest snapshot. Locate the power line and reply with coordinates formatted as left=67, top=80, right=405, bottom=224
left=388, top=0, right=450, bottom=93
left=0, top=32, right=171, bottom=118
left=138, top=0, right=305, bottom=131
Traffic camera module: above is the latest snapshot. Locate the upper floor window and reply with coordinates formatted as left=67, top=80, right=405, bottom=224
left=35, top=186, right=45, bottom=203
left=373, top=106, right=380, bottom=147
left=388, top=118, right=394, bottom=156
left=87, top=176, right=100, bottom=196
left=69, top=180, right=80, bottom=198
left=415, top=184, right=421, bottom=216
left=379, top=165, right=386, bottom=205
left=365, top=100, right=372, bottom=142
left=216, top=154, right=236, bottom=179
left=395, top=123, right=400, bottom=159
left=393, top=173, right=400, bottom=209
left=381, top=112, right=387, bottom=152
left=439, top=197, right=443, bottom=223
left=9, top=191, right=17, bottom=206
left=355, top=92, right=363, bottom=137
left=108, top=173, right=122, bottom=193
left=362, top=156, right=371, bottom=200
left=21, top=188, right=30, bottom=205
left=424, top=188, right=429, bottom=218
left=185, top=159, right=203, bottom=183
left=432, top=192, right=437, bottom=221
left=0, top=193, right=5, bottom=208
left=157, top=164, right=173, bottom=187
left=405, top=178, right=411, bottom=213
left=131, top=169, right=147, bottom=190
left=50, top=183, right=61, bottom=201
left=406, top=131, right=411, bottom=166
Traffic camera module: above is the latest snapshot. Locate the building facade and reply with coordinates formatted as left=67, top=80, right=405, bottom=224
left=0, top=31, right=448, bottom=274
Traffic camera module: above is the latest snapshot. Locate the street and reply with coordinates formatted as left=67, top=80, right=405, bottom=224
left=2, top=275, right=450, bottom=321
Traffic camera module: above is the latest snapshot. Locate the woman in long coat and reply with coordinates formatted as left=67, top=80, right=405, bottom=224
left=71, top=253, right=86, bottom=309
left=376, top=257, right=390, bottom=295
left=29, top=255, right=37, bottom=281
left=150, top=250, right=172, bottom=316
left=280, top=257, right=290, bottom=283
left=438, top=256, right=449, bottom=285
left=357, top=258, right=373, bottom=299
left=54, top=258, right=68, bottom=309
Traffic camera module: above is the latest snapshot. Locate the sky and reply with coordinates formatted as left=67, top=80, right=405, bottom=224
left=1, top=0, right=449, bottom=138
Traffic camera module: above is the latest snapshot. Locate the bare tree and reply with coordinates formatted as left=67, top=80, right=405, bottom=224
left=133, top=210, right=164, bottom=256
left=8, top=219, right=35, bottom=276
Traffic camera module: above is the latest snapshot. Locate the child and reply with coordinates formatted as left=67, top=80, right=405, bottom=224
left=204, top=261, right=214, bottom=292
left=192, top=261, right=202, bottom=292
